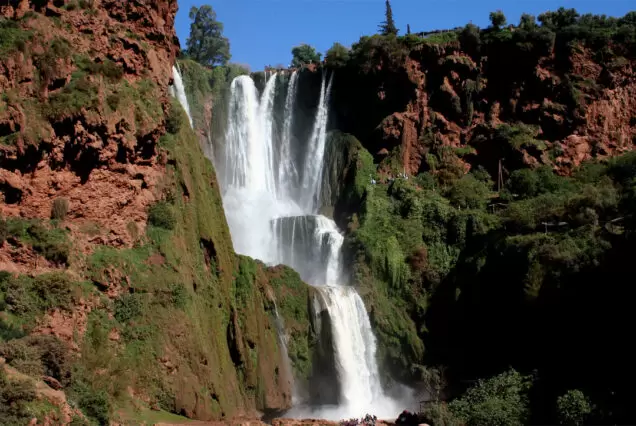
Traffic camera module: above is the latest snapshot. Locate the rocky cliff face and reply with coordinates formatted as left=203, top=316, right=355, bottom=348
left=0, top=1, right=312, bottom=424
left=329, top=31, right=636, bottom=180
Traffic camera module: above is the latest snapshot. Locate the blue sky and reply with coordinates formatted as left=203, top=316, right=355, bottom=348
left=174, top=0, right=635, bottom=71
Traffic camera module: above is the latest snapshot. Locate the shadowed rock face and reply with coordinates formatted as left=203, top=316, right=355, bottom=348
left=328, top=39, right=636, bottom=179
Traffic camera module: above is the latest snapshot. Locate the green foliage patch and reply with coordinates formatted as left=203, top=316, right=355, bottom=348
left=1, top=218, right=70, bottom=265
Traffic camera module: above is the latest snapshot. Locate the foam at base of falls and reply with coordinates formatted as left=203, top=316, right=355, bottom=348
left=287, top=286, right=405, bottom=421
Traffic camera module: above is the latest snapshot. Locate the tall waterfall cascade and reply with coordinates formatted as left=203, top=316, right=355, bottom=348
left=171, top=65, right=194, bottom=128
left=210, top=71, right=400, bottom=419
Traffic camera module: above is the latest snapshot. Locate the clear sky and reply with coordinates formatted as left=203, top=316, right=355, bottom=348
left=174, top=0, right=635, bottom=71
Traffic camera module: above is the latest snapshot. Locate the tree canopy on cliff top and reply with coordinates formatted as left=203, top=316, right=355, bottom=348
left=186, top=5, right=231, bottom=66
left=291, top=44, right=322, bottom=67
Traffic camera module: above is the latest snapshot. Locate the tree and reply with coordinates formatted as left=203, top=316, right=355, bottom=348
left=459, top=23, right=481, bottom=57
left=557, top=390, right=592, bottom=425
left=379, top=0, right=398, bottom=36
left=538, top=8, right=580, bottom=29
left=325, top=42, right=350, bottom=68
left=519, top=13, right=538, bottom=31
left=186, top=5, right=230, bottom=66
left=291, top=44, right=321, bottom=67
left=449, top=369, right=533, bottom=426
left=407, top=24, right=411, bottom=35
left=489, top=10, right=507, bottom=30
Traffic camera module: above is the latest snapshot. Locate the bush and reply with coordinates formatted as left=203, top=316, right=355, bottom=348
left=166, top=102, right=184, bottom=135
left=0, top=370, right=37, bottom=425
left=422, top=402, right=461, bottom=426
left=51, top=197, right=69, bottom=220
left=0, top=335, right=69, bottom=381
left=78, top=389, right=110, bottom=425
left=46, top=76, right=99, bottom=120
left=75, top=56, right=123, bottom=82
left=114, top=293, right=143, bottom=324
left=148, top=202, right=176, bottom=230
left=3, top=272, right=76, bottom=319
left=0, top=19, right=32, bottom=56
left=23, top=222, right=70, bottom=265
left=449, top=369, right=533, bottom=426
left=557, top=389, right=592, bottom=425
left=38, top=37, right=72, bottom=82
left=169, top=283, right=187, bottom=309
left=446, top=174, right=492, bottom=209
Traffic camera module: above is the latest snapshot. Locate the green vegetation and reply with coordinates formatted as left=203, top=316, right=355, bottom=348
left=0, top=334, right=69, bottom=380
left=148, top=201, right=177, bottom=230
left=74, top=55, right=124, bottom=82
left=449, top=370, right=533, bottom=426
left=268, top=267, right=314, bottom=380
left=46, top=75, right=99, bottom=120
left=185, top=5, right=231, bottom=66
left=333, top=123, right=636, bottom=422
left=0, top=370, right=37, bottom=426
left=0, top=272, right=86, bottom=326
left=489, top=10, right=508, bottom=29
left=0, top=18, right=32, bottom=56
left=325, top=42, right=350, bottom=68
left=178, top=59, right=248, bottom=137
left=557, top=390, right=592, bottom=425
left=0, top=218, right=70, bottom=265
left=379, top=0, right=398, bottom=36
left=291, top=44, right=322, bottom=67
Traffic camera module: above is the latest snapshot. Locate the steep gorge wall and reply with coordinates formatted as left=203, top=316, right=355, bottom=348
left=0, top=1, right=313, bottom=423
left=329, top=32, right=636, bottom=179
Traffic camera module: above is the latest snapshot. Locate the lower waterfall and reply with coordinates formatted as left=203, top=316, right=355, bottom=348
left=210, top=71, right=401, bottom=419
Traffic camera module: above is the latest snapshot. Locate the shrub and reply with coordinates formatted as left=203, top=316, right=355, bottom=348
left=77, top=388, right=110, bottom=425
left=422, top=402, right=462, bottom=426
left=557, top=389, right=592, bottom=425
left=0, top=335, right=69, bottom=381
left=0, top=370, right=37, bottom=425
left=114, top=293, right=143, bottom=323
left=446, top=174, right=492, bottom=210
left=148, top=202, right=176, bottom=230
left=4, top=272, right=76, bottom=319
left=169, top=283, right=187, bottom=309
left=166, top=101, right=184, bottom=135
left=38, top=37, right=72, bottom=82
left=25, top=223, right=70, bottom=265
left=51, top=197, right=69, bottom=220
left=0, top=19, right=32, bottom=56
left=46, top=76, right=99, bottom=120
left=449, top=369, right=533, bottom=426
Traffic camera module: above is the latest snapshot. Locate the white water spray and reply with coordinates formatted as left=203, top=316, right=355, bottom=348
left=300, top=72, right=334, bottom=212
left=171, top=65, right=193, bottom=128
left=211, top=69, right=399, bottom=420
left=278, top=72, right=300, bottom=197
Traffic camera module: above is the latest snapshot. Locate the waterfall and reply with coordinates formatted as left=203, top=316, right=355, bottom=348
left=278, top=72, right=300, bottom=198
left=171, top=65, right=193, bottom=128
left=300, top=72, right=334, bottom=212
left=210, top=69, right=398, bottom=420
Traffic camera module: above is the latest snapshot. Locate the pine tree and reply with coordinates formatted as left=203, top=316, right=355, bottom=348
left=379, top=0, right=398, bottom=36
